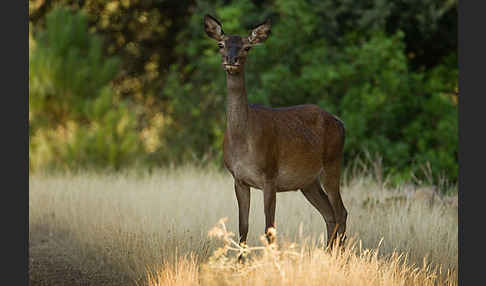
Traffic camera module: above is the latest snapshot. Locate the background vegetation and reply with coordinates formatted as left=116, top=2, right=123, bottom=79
left=29, top=0, right=458, bottom=184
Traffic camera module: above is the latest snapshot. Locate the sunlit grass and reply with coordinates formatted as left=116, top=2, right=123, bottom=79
left=29, top=166, right=457, bottom=285
left=148, top=219, right=456, bottom=286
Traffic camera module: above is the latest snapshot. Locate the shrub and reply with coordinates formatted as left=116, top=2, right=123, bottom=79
left=29, top=7, right=142, bottom=171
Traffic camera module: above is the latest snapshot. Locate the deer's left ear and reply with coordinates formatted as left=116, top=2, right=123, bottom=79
left=204, top=14, right=225, bottom=41
left=248, top=18, right=271, bottom=45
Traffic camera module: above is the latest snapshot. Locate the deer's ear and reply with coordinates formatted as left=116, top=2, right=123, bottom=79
left=248, top=18, right=271, bottom=45
left=204, top=14, right=224, bottom=41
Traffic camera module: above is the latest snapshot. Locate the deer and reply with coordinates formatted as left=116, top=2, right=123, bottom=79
left=204, top=14, right=348, bottom=251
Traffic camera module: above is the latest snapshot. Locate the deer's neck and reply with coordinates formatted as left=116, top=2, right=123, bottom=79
left=225, top=71, right=249, bottom=141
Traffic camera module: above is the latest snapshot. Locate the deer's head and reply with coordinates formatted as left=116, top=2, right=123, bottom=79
left=204, top=15, right=271, bottom=75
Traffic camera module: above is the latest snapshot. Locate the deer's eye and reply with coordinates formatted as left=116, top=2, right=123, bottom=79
left=218, top=43, right=224, bottom=49
left=244, top=47, right=251, bottom=52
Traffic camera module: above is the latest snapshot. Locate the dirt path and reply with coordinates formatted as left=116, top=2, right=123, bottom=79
left=29, top=225, right=131, bottom=286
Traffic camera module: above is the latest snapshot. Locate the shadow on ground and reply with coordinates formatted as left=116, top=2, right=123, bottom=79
left=29, top=224, right=132, bottom=286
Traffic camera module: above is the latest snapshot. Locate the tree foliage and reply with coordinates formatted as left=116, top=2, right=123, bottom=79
left=29, top=0, right=458, bottom=183
left=29, top=7, right=142, bottom=170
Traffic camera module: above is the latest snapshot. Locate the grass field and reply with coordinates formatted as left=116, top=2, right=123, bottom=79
left=29, top=166, right=457, bottom=285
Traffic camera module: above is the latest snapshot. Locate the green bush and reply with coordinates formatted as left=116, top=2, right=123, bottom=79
left=160, top=0, right=457, bottom=183
left=29, top=7, right=142, bottom=171
left=29, top=1, right=458, bottom=184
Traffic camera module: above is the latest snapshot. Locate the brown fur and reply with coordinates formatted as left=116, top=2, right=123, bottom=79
left=204, top=15, right=348, bottom=247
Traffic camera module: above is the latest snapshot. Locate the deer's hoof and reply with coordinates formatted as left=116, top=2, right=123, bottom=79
left=238, top=242, right=249, bottom=263
left=237, top=253, right=247, bottom=264
left=266, top=227, right=277, bottom=245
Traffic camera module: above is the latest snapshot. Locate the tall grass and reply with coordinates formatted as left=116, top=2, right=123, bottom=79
left=29, top=166, right=457, bottom=285
left=147, top=219, right=456, bottom=286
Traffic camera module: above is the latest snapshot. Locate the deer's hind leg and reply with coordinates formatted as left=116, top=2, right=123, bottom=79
left=322, top=158, right=347, bottom=246
left=301, top=179, right=337, bottom=246
left=319, top=117, right=347, bottom=246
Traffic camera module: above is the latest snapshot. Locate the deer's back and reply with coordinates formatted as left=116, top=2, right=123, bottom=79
left=249, top=104, right=343, bottom=152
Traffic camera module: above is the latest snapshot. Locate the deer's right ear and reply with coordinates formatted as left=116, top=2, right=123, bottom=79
left=248, top=18, right=271, bottom=45
left=204, top=14, right=224, bottom=41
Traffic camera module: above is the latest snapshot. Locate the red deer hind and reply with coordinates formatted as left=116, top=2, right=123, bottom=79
left=204, top=15, right=348, bottom=249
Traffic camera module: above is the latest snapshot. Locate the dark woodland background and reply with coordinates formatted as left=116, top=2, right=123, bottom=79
left=29, top=0, right=458, bottom=186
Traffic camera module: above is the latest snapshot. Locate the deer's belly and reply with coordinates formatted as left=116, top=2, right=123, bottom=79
left=229, top=160, right=322, bottom=191
left=274, top=165, right=323, bottom=191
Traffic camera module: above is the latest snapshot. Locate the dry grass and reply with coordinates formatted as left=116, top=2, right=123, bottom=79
left=29, top=166, right=457, bottom=285
left=148, top=219, right=456, bottom=286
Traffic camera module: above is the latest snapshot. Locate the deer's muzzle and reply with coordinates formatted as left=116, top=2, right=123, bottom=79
left=224, top=64, right=241, bottom=74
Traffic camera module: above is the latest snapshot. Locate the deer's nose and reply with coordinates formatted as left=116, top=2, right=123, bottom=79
left=226, top=56, right=239, bottom=65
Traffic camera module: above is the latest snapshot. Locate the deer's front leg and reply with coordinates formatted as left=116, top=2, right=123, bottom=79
left=235, top=180, right=250, bottom=244
left=263, top=183, right=277, bottom=244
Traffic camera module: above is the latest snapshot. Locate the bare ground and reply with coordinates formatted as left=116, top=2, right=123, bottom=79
left=29, top=224, right=131, bottom=286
